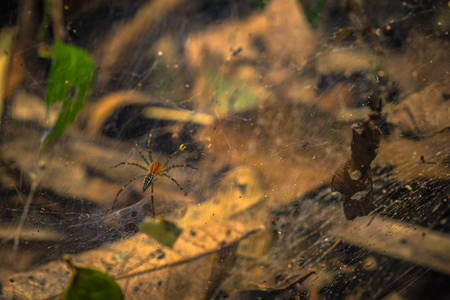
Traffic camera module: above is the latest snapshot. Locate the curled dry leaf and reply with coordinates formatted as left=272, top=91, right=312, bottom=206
left=82, top=90, right=153, bottom=138
left=82, top=90, right=214, bottom=138
left=331, top=113, right=381, bottom=220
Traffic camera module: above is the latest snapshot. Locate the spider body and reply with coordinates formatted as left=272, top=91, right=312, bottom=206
left=142, top=173, right=155, bottom=192
left=111, top=133, right=197, bottom=215
left=143, top=161, right=164, bottom=192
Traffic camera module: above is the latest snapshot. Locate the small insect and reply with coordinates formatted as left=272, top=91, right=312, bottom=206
left=110, top=133, right=197, bottom=216
left=230, top=46, right=243, bottom=57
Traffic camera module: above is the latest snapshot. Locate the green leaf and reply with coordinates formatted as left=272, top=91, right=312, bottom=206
left=41, top=40, right=94, bottom=152
left=300, top=0, right=327, bottom=28
left=139, top=216, right=183, bottom=248
left=61, top=267, right=123, bottom=300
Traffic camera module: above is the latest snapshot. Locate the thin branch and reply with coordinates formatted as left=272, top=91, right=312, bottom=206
left=12, top=179, right=39, bottom=266
left=52, top=0, right=68, bottom=41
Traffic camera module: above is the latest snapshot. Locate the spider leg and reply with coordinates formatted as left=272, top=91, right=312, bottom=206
left=111, top=174, right=147, bottom=210
left=111, top=162, right=148, bottom=171
left=164, top=164, right=197, bottom=172
left=150, top=183, right=155, bottom=217
left=162, top=173, right=188, bottom=195
left=135, top=144, right=150, bottom=166
left=163, top=142, right=195, bottom=167
left=147, top=132, right=153, bottom=163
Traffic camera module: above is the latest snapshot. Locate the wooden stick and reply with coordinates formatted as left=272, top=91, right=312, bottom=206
left=331, top=215, right=450, bottom=275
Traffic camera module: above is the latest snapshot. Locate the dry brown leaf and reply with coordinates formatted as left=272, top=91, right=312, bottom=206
left=375, top=79, right=450, bottom=181
left=82, top=90, right=213, bottom=139
left=184, top=0, right=316, bottom=116
left=186, top=0, right=315, bottom=71
left=316, top=48, right=379, bottom=76
left=176, top=165, right=272, bottom=261
left=83, top=90, right=154, bottom=137
left=3, top=222, right=262, bottom=300
left=331, top=113, right=381, bottom=220
left=10, top=90, right=58, bottom=126
left=375, top=132, right=450, bottom=182
left=388, top=79, right=450, bottom=138
left=177, top=166, right=266, bottom=228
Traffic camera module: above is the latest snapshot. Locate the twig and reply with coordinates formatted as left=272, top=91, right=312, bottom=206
left=51, top=0, right=68, bottom=41
left=11, top=179, right=39, bottom=266
left=331, top=215, right=450, bottom=275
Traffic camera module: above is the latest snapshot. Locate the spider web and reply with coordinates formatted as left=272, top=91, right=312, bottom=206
left=1, top=0, right=449, bottom=299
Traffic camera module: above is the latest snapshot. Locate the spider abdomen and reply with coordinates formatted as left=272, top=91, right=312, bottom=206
left=143, top=162, right=164, bottom=192
left=143, top=173, right=154, bottom=192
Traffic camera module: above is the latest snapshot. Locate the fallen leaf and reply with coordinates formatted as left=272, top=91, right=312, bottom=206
left=61, top=265, right=123, bottom=300
left=139, top=216, right=182, bottom=248
left=388, top=79, right=450, bottom=138
left=3, top=222, right=261, bottom=300
left=177, top=166, right=266, bottom=228
left=331, top=112, right=381, bottom=220
left=185, top=0, right=316, bottom=116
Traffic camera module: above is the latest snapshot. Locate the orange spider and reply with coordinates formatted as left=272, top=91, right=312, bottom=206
left=111, top=133, right=197, bottom=216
